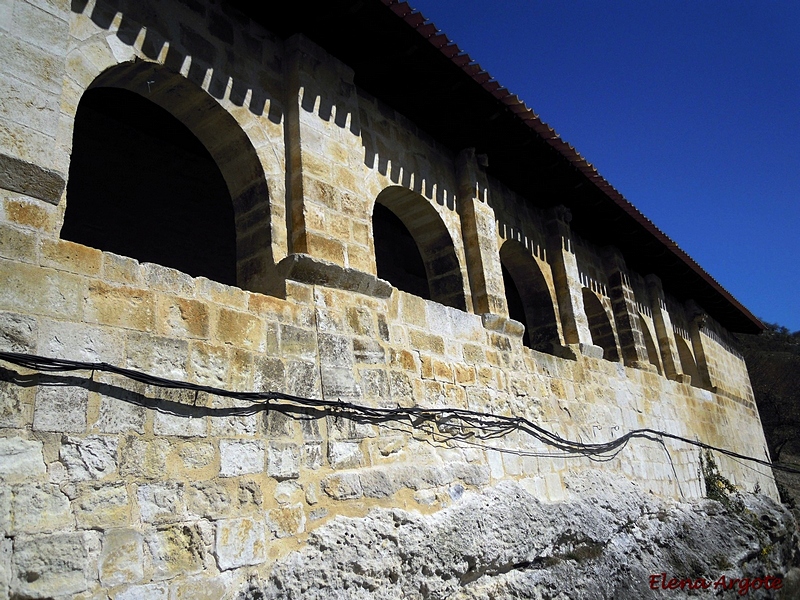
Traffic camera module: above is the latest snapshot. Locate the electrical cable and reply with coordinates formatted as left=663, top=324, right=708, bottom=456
left=1, top=350, right=797, bottom=475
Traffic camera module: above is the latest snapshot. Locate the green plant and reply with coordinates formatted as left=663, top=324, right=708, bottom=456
left=700, top=450, right=744, bottom=513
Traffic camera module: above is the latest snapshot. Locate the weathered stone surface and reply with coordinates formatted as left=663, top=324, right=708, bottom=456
left=170, top=573, right=234, bottom=600
left=146, top=524, right=204, bottom=580
left=187, top=481, right=231, bottom=519
left=0, top=310, right=36, bottom=352
left=114, top=582, right=169, bottom=600
left=153, top=411, right=207, bottom=438
left=0, top=437, right=45, bottom=481
left=74, top=482, right=129, bottom=529
left=255, top=474, right=800, bottom=600
left=119, top=437, right=171, bottom=479
left=327, top=440, right=364, bottom=469
left=94, top=391, right=146, bottom=434
left=136, top=482, right=186, bottom=524
left=215, top=517, right=267, bottom=570
left=32, top=385, right=87, bottom=432
left=10, top=483, right=72, bottom=534
left=219, top=439, right=264, bottom=477
left=99, top=528, right=143, bottom=587
left=60, top=435, right=118, bottom=481
left=267, top=442, right=300, bottom=480
left=11, top=532, right=95, bottom=598
left=267, top=503, right=306, bottom=538
left=321, top=472, right=363, bottom=500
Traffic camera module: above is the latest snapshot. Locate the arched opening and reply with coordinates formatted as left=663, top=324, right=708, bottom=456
left=63, top=87, right=236, bottom=284
left=372, top=202, right=429, bottom=300
left=62, top=61, right=273, bottom=292
left=499, top=241, right=560, bottom=353
left=676, top=336, right=701, bottom=386
left=582, top=289, right=620, bottom=362
left=372, top=187, right=465, bottom=310
left=639, top=317, right=663, bottom=375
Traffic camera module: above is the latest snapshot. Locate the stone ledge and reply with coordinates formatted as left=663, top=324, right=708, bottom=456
left=0, top=153, right=65, bottom=205
left=271, top=253, right=392, bottom=298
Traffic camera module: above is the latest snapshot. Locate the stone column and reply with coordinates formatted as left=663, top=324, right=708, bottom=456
left=283, top=34, right=360, bottom=266
left=686, top=301, right=716, bottom=391
left=603, top=248, right=651, bottom=369
left=456, top=148, right=507, bottom=317
left=645, top=275, right=688, bottom=382
left=546, top=206, right=596, bottom=354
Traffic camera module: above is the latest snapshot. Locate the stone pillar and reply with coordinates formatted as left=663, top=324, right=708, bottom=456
left=456, top=149, right=507, bottom=317
left=283, top=34, right=360, bottom=267
left=546, top=207, right=596, bottom=353
left=645, top=275, right=688, bottom=383
left=603, top=248, right=651, bottom=369
left=686, top=301, right=716, bottom=391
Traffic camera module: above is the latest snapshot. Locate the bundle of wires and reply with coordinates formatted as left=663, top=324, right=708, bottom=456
left=0, top=350, right=795, bottom=475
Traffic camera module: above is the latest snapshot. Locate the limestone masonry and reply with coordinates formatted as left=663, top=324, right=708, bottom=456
left=0, top=0, right=781, bottom=598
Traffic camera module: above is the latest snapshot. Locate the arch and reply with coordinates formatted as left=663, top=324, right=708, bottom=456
left=61, top=61, right=273, bottom=292
left=582, top=289, right=620, bottom=362
left=372, top=186, right=466, bottom=310
left=676, top=336, right=701, bottom=386
left=639, top=316, right=663, bottom=375
left=499, top=240, right=560, bottom=353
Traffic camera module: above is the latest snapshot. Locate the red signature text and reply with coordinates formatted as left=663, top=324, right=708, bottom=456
left=649, top=572, right=783, bottom=596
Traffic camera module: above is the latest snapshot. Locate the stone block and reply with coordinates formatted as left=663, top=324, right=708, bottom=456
left=279, top=324, right=316, bottom=359
left=219, top=439, right=265, bottom=477
left=125, top=332, right=189, bottom=380
left=95, top=393, right=146, bottom=434
left=0, top=222, right=37, bottom=264
left=0, top=437, right=45, bottom=481
left=267, top=442, right=300, bottom=480
left=136, top=482, right=186, bottom=524
left=170, top=573, right=233, bottom=600
left=266, top=503, right=306, bottom=538
left=0, top=310, right=36, bottom=353
left=318, top=333, right=352, bottom=367
left=10, top=483, right=72, bottom=534
left=0, top=72, right=59, bottom=136
left=101, top=252, right=141, bottom=286
left=11, top=532, right=93, bottom=598
left=303, top=442, right=323, bottom=470
left=74, top=482, right=129, bottom=530
left=321, top=472, right=363, bottom=500
left=99, top=529, right=143, bottom=587
left=119, top=437, right=170, bottom=479
left=84, top=281, right=156, bottom=332
left=321, top=366, right=361, bottom=399
left=359, top=467, right=401, bottom=498
left=146, top=524, right=204, bottom=580
left=60, top=435, right=117, bottom=481
left=0, top=260, right=84, bottom=320
left=37, top=318, right=123, bottom=365
left=409, top=330, right=444, bottom=355
left=353, top=337, right=385, bottom=364
left=253, top=356, right=285, bottom=392
left=0, top=378, right=31, bottom=429
left=187, top=481, right=232, bottom=520
left=214, top=308, right=263, bottom=350
left=33, top=385, right=87, bottom=433
left=157, top=297, right=210, bottom=339
left=327, top=440, right=364, bottom=469
left=141, top=262, right=195, bottom=296
left=114, top=583, right=169, bottom=600
left=214, top=517, right=267, bottom=570
left=153, top=411, right=207, bottom=438
left=176, top=441, right=215, bottom=472
left=40, top=237, right=101, bottom=276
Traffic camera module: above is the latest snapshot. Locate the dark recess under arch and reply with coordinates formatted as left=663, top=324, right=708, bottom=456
left=62, top=87, right=237, bottom=285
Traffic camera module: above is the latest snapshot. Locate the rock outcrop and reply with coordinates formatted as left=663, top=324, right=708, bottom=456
left=248, top=472, right=799, bottom=600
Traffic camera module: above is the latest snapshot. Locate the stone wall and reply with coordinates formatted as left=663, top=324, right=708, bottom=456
left=0, top=0, right=778, bottom=598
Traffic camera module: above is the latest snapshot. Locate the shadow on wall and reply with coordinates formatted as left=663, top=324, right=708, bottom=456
left=582, top=288, right=620, bottom=362
left=71, top=0, right=282, bottom=122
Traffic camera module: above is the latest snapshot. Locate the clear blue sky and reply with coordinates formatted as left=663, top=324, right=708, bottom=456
left=410, top=0, right=800, bottom=332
